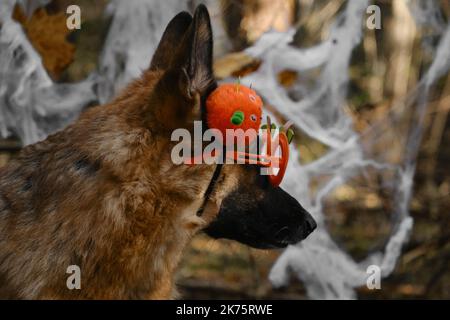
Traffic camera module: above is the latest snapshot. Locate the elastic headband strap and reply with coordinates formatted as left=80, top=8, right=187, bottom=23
left=196, top=164, right=223, bottom=217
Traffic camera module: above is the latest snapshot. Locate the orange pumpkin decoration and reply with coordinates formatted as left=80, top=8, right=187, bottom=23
left=202, top=83, right=291, bottom=187
left=206, top=83, right=263, bottom=140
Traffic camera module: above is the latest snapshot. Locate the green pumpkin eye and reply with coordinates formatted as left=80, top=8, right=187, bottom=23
left=231, top=111, right=244, bottom=125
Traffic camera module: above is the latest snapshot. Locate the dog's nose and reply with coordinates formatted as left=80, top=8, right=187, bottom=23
left=305, top=214, right=317, bottom=234
left=294, top=214, right=316, bottom=241
left=289, top=213, right=317, bottom=244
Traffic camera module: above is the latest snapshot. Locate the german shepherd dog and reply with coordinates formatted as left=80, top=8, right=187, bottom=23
left=0, top=5, right=316, bottom=299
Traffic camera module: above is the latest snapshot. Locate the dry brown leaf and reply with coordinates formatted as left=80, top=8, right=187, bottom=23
left=213, top=52, right=261, bottom=80
left=13, top=5, right=75, bottom=79
left=278, top=70, right=298, bottom=88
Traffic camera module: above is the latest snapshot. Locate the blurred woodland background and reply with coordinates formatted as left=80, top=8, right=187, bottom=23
left=0, top=0, right=449, bottom=299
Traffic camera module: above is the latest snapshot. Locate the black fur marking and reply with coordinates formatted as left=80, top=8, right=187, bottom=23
left=22, top=177, right=32, bottom=192
left=74, top=158, right=100, bottom=175
left=0, top=192, right=12, bottom=213
left=51, top=221, right=63, bottom=236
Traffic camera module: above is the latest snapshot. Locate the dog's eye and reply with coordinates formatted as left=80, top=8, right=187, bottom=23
left=250, top=114, right=257, bottom=122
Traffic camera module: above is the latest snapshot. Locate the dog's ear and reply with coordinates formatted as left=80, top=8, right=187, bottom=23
left=149, top=5, right=215, bottom=130
left=149, top=12, right=193, bottom=71
left=172, top=4, right=215, bottom=99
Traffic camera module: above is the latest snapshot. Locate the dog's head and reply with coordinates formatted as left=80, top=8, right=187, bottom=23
left=147, top=5, right=316, bottom=249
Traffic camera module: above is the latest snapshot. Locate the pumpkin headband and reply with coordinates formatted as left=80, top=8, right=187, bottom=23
left=186, top=83, right=294, bottom=187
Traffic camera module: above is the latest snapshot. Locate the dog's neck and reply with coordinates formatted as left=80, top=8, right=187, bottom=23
left=140, top=199, right=207, bottom=299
